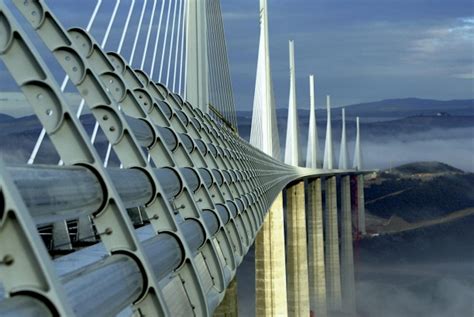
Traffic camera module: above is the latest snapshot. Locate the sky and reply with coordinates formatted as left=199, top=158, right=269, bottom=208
left=221, top=0, right=474, bottom=110
left=0, top=0, right=473, bottom=113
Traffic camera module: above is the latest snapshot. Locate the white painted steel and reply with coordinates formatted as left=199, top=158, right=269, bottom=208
left=306, top=75, right=320, bottom=168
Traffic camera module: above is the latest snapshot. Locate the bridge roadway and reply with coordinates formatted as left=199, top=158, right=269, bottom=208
left=0, top=1, right=364, bottom=316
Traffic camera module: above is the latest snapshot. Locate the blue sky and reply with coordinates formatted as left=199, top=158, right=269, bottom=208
left=221, top=0, right=474, bottom=110
left=1, top=0, right=473, bottom=112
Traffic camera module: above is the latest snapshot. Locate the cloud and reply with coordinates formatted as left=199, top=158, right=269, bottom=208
left=405, top=17, right=474, bottom=78
left=221, top=1, right=474, bottom=110
left=355, top=127, right=474, bottom=172
left=357, top=262, right=474, bottom=317
left=0, top=0, right=472, bottom=112
left=453, top=72, right=474, bottom=79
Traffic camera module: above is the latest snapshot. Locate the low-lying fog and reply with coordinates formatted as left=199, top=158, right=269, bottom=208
left=355, top=128, right=474, bottom=172
left=356, top=261, right=474, bottom=317
left=236, top=250, right=474, bottom=317
left=293, top=127, right=474, bottom=172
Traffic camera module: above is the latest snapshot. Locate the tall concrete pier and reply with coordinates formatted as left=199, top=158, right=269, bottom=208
left=323, top=96, right=342, bottom=312
left=286, top=181, right=310, bottom=316
left=338, top=108, right=356, bottom=314
left=255, top=192, right=288, bottom=316
left=356, top=175, right=366, bottom=235
left=307, top=178, right=328, bottom=317
left=213, top=278, right=238, bottom=317
left=324, top=176, right=342, bottom=311
left=340, top=176, right=356, bottom=314
left=353, top=117, right=366, bottom=234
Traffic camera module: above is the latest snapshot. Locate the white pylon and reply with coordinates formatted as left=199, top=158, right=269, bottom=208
left=249, top=0, right=280, bottom=159
left=186, top=0, right=209, bottom=112
left=284, top=40, right=300, bottom=166
left=353, top=117, right=363, bottom=170
left=323, top=95, right=334, bottom=169
left=306, top=75, right=320, bottom=168
left=338, top=108, right=349, bottom=169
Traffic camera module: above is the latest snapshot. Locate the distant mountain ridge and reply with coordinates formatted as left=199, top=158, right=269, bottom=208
left=236, top=97, right=474, bottom=142
left=339, top=97, right=473, bottom=114
left=237, top=97, right=474, bottom=118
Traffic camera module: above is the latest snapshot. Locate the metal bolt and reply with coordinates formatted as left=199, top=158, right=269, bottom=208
left=99, top=228, right=113, bottom=236
left=1, top=255, right=14, bottom=266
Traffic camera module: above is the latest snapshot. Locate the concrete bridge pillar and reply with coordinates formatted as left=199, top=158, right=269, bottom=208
left=340, top=175, right=356, bottom=314
left=286, top=181, right=310, bottom=316
left=356, top=175, right=366, bottom=235
left=213, top=278, right=238, bottom=316
left=324, top=176, right=342, bottom=312
left=255, top=192, right=288, bottom=316
left=307, top=178, right=327, bottom=317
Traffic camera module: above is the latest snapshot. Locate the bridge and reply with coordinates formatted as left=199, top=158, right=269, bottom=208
left=0, top=0, right=370, bottom=316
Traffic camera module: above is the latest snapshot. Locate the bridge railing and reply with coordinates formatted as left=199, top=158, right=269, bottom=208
left=0, top=0, right=352, bottom=316
left=0, top=1, right=361, bottom=316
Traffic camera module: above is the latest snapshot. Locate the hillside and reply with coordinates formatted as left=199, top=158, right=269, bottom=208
left=360, top=161, right=474, bottom=270
left=368, top=207, right=474, bottom=234
left=358, top=162, right=474, bottom=317
left=365, top=162, right=474, bottom=222
left=390, top=161, right=464, bottom=175
left=360, top=214, right=474, bottom=264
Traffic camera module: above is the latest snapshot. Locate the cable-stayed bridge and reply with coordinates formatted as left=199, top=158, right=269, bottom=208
left=0, top=0, right=370, bottom=316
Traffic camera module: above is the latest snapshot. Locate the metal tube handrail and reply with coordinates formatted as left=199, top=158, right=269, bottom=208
left=0, top=296, right=51, bottom=317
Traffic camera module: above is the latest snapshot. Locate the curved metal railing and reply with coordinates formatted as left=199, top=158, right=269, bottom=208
left=0, top=1, right=362, bottom=316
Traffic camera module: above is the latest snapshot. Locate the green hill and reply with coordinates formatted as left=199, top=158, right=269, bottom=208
left=365, top=162, right=474, bottom=222
left=391, top=161, right=464, bottom=175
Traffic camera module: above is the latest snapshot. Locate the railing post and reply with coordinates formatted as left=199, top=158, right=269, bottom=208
left=0, top=159, right=74, bottom=316
left=52, top=220, right=72, bottom=251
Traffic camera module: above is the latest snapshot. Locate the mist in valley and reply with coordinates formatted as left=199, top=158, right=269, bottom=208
left=351, top=128, right=474, bottom=172
left=356, top=261, right=474, bottom=317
